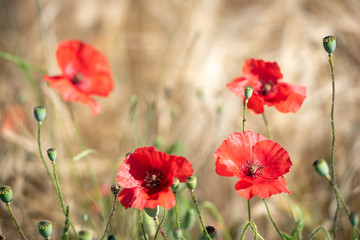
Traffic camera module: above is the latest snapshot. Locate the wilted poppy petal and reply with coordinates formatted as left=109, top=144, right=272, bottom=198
left=274, top=82, right=307, bottom=113
left=44, top=75, right=101, bottom=115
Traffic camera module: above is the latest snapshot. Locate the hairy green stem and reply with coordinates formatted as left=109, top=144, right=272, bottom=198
left=154, top=214, right=168, bottom=240
left=140, top=210, right=148, bottom=240
left=189, top=190, right=212, bottom=240
left=7, top=203, right=28, bottom=240
left=100, top=189, right=120, bottom=240
left=307, top=226, right=331, bottom=240
left=242, top=99, right=248, bottom=132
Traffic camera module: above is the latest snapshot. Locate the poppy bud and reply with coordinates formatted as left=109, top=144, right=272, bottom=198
left=313, top=159, right=330, bottom=180
left=172, top=228, right=183, bottom=240
left=244, top=86, right=253, bottom=100
left=181, top=208, right=197, bottom=230
left=202, top=225, right=216, bottom=239
left=323, top=36, right=336, bottom=54
left=0, top=234, right=6, bottom=240
left=186, top=176, right=197, bottom=191
left=171, top=178, right=180, bottom=193
left=38, top=220, right=52, bottom=238
left=145, top=206, right=159, bottom=218
left=47, top=148, right=57, bottom=162
left=0, top=185, right=12, bottom=204
left=107, top=235, right=116, bottom=240
left=78, top=230, right=92, bottom=240
left=34, top=106, right=46, bottom=122
left=349, top=211, right=359, bottom=227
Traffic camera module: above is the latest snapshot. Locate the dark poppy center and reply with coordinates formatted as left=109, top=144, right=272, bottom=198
left=144, top=169, right=163, bottom=188
left=71, top=74, right=83, bottom=85
left=240, top=161, right=264, bottom=178
left=260, top=81, right=276, bottom=96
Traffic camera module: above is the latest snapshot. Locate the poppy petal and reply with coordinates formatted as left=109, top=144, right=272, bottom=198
left=274, top=82, right=307, bottom=113
left=235, top=176, right=289, bottom=199
left=242, top=59, right=283, bottom=82
left=44, top=75, right=101, bottom=115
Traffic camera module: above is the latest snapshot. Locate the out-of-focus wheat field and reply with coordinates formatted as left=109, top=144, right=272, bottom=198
left=1, top=0, right=360, bottom=239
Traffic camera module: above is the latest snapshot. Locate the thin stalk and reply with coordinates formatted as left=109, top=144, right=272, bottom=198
left=100, top=189, right=120, bottom=240
left=261, top=113, right=272, bottom=140
left=263, top=199, right=284, bottom=239
left=37, top=122, right=57, bottom=191
left=52, top=162, right=78, bottom=239
left=61, top=206, right=70, bottom=240
left=307, top=226, right=331, bottom=240
left=140, top=210, right=148, bottom=240
left=247, top=199, right=251, bottom=223
left=189, top=190, right=212, bottom=240
left=0, top=50, right=46, bottom=73
left=174, top=200, right=184, bottom=240
left=154, top=216, right=168, bottom=240
left=242, top=98, right=248, bottom=132
left=6, top=203, right=28, bottom=240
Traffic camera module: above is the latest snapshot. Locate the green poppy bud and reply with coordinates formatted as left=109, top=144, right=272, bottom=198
left=323, top=36, right=336, bottom=54
left=244, top=86, right=253, bottom=100
left=107, top=235, right=116, bottom=240
left=78, top=230, right=92, bottom=240
left=0, top=185, right=12, bottom=204
left=144, top=206, right=159, bottom=218
left=313, top=159, right=330, bottom=180
left=172, top=228, right=183, bottom=240
left=38, top=220, right=52, bottom=238
left=47, top=148, right=57, bottom=162
left=171, top=178, right=180, bottom=193
left=349, top=211, right=359, bottom=227
left=34, top=106, right=46, bottom=122
left=181, top=208, right=197, bottom=230
left=186, top=176, right=197, bottom=191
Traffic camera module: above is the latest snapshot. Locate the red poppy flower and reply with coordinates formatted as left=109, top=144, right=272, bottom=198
left=117, top=146, right=193, bottom=210
left=214, top=131, right=292, bottom=199
left=44, top=40, right=114, bottom=115
left=226, top=59, right=306, bottom=114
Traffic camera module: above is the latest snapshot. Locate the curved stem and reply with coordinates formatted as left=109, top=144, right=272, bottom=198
left=99, top=189, right=120, bottom=240
left=7, top=203, right=28, bottom=240
left=154, top=214, right=168, bottom=240
left=189, top=190, right=212, bottom=240
left=263, top=199, right=284, bottom=239
left=307, top=226, right=331, bottom=240
left=139, top=210, right=148, bottom=240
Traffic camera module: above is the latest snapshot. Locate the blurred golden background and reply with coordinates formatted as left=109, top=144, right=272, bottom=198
left=1, top=0, right=360, bottom=239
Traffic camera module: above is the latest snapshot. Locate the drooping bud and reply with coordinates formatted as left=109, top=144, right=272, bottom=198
left=313, top=159, right=330, bottom=180
left=172, top=228, right=183, bottom=240
left=171, top=178, right=180, bottom=193
left=323, top=36, right=336, bottom=54
left=38, top=220, right=52, bottom=238
left=202, top=226, right=216, bottom=239
left=186, top=176, right=197, bottom=191
left=34, top=106, right=46, bottom=122
left=47, top=148, right=57, bottom=162
left=0, top=185, right=12, bottom=204
left=78, top=230, right=92, bottom=240
left=144, top=206, right=159, bottom=218
left=349, top=211, right=359, bottom=227
left=244, top=86, right=253, bottom=100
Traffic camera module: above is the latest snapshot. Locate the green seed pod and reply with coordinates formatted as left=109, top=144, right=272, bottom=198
left=323, top=36, right=336, bottom=54
left=201, top=225, right=216, bottom=239
left=47, top=148, right=57, bottom=162
left=244, top=86, right=253, bottom=100
left=144, top=206, right=159, bottom=218
left=186, top=176, right=197, bottom=191
left=34, top=106, right=46, bottom=122
left=313, top=159, right=330, bottom=179
left=349, top=211, right=359, bottom=227
left=38, top=220, right=52, bottom=238
left=0, top=185, right=12, bottom=204
left=181, top=208, right=197, bottom=230
left=107, top=235, right=116, bottom=240
left=78, top=230, right=92, bottom=240
left=171, top=178, right=180, bottom=193
left=172, top=228, right=183, bottom=240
